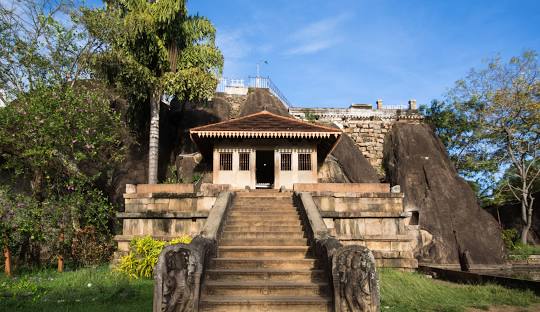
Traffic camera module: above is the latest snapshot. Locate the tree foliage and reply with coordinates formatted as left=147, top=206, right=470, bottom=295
left=0, top=0, right=99, bottom=99
left=0, top=85, right=129, bottom=196
left=82, top=0, right=223, bottom=133
left=0, top=186, right=116, bottom=266
left=423, top=51, right=540, bottom=243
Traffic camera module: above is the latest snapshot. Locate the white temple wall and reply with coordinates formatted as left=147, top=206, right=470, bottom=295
left=212, top=141, right=317, bottom=189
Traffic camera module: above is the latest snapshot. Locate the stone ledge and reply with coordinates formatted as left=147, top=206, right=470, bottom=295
left=376, top=258, right=418, bottom=269
left=114, top=234, right=183, bottom=242
left=293, top=183, right=390, bottom=193
left=337, top=234, right=415, bottom=242
left=311, top=192, right=404, bottom=198
left=116, top=211, right=209, bottom=219
left=123, top=192, right=198, bottom=199
left=129, top=183, right=195, bottom=194
left=320, top=211, right=407, bottom=218
left=372, top=250, right=414, bottom=259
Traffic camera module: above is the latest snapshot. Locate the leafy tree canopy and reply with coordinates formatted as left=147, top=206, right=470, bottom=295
left=422, top=51, right=539, bottom=202
left=82, top=0, right=223, bottom=132
left=0, top=0, right=99, bottom=100
left=0, top=85, right=130, bottom=197
left=422, top=51, right=539, bottom=242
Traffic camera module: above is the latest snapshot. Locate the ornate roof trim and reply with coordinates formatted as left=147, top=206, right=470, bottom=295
left=190, top=110, right=342, bottom=139
left=192, top=130, right=339, bottom=139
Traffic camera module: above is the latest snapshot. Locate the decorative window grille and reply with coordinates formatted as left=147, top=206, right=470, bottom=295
left=219, top=153, right=232, bottom=171
left=239, top=152, right=250, bottom=171
left=280, top=153, right=292, bottom=171
left=298, top=153, right=312, bottom=171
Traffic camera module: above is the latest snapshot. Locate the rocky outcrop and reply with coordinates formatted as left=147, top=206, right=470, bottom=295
left=318, top=155, right=351, bottom=183
left=383, top=123, right=506, bottom=265
left=328, top=133, right=380, bottom=183
left=239, top=88, right=289, bottom=117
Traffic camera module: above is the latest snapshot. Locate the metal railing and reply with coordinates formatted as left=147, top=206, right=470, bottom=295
left=247, top=76, right=291, bottom=109
left=216, top=77, right=245, bottom=93
left=216, top=76, right=292, bottom=109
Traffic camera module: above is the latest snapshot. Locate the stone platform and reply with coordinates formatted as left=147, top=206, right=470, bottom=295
left=114, top=183, right=419, bottom=270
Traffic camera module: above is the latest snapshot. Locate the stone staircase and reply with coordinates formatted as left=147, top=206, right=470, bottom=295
left=200, top=191, right=332, bottom=312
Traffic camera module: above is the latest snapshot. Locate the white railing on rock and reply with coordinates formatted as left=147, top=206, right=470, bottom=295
left=247, top=76, right=291, bottom=109
left=216, top=76, right=291, bottom=109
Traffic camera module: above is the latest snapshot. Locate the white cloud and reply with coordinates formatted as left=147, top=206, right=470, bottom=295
left=216, top=29, right=252, bottom=60
left=215, top=29, right=253, bottom=76
left=284, top=13, right=352, bottom=56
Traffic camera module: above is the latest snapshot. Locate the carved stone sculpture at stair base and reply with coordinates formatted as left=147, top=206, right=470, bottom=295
left=153, top=191, right=233, bottom=312
left=153, top=236, right=215, bottom=312
left=333, top=245, right=380, bottom=312
left=296, top=192, right=380, bottom=312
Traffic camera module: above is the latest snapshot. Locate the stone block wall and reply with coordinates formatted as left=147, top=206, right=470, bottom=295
left=341, top=119, right=393, bottom=169
left=114, top=183, right=230, bottom=260
left=310, top=191, right=419, bottom=270
left=289, top=106, right=423, bottom=171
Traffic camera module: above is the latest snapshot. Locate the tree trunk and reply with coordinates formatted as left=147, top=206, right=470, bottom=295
left=148, top=92, right=161, bottom=184
left=31, top=169, right=44, bottom=201
left=521, top=204, right=533, bottom=244
left=57, top=232, right=64, bottom=273
left=3, top=242, right=11, bottom=277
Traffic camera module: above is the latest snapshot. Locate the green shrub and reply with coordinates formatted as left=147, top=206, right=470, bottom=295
left=501, top=228, right=518, bottom=250
left=117, top=235, right=192, bottom=279
left=509, top=243, right=540, bottom=260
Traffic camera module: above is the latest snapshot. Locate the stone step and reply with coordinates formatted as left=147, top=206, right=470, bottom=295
left=227, top=215, right=300, bottom=222
left=220, top=238, right=308, bottom=246
left=234, top=197, right=292, bottom=201
left=225, top=220, right=302, bottom=227
left=217, top=246, right=311, bottom=258
left=205, top=269, right=326, bottom=282
left=235, top=192, right=292, bottom=197
left=203, top=281, right=330, bottom=297
left=234, top=199, right=293, bottom=202
left=234, top=199, right=293, bottom=204
left=224, top=225, right=304, bottom=232
left=231, top=206, right=296, bottom=211
left=221, top=231, right=305, bottom=240
left=231, top=207, right=296, bottom=212
left=200, top=296, right=332, bottom=312
left=211, top=258, right=319, bottom=270
left=229, top=211, right=299, bottom=217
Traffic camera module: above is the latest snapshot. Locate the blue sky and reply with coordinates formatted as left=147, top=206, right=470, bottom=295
left=188, top=0, right=540, bottom=108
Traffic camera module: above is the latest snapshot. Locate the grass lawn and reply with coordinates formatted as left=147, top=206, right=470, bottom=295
left=1, top=267, right=539, bottom=312
left=0, top=266, right=153, bottom=312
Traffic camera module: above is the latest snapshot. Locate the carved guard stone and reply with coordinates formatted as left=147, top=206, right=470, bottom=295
left=153, top=236, right=214, bottom=312
left=332, top=245, right=380, bottom=312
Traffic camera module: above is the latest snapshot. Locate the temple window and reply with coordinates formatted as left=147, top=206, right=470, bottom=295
left=239, top=152, right=250, bottom=171
left=280, top=153, right=292, bottom=171
left=298, top=153, right=311, bottom=171
left=219, top=152, right=232, bottom=171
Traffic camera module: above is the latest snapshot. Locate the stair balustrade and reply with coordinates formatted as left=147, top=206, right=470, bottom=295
left=294, top=192, right=381, bottom=312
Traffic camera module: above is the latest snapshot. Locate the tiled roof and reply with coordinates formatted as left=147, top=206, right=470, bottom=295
left=190, top=111, right=341, bottom=139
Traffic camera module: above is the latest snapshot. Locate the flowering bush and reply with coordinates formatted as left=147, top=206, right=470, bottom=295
left=117, top=235, right=192, bottom=279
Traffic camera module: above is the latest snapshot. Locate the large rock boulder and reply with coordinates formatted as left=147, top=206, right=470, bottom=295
left=329, top=133, right=379, bottom=183
left=239, top=88, right=289, bottom=117
left=383, top=123, right=506, bottom=265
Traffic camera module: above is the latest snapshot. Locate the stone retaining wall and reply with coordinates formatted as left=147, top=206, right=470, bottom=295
left=114, top=183, right=230, bottom=260
left=289, top=106, right=423, bottom=170
left=309, top=190, right=419, bottom=270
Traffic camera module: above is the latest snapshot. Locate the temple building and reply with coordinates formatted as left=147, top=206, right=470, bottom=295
left=190, top=110, right=341, bottom=189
